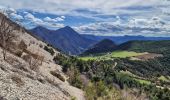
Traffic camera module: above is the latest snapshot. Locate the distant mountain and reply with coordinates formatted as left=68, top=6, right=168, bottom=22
left=82, top=34, right=170, bottom=44
left=31, top=26, right=96, bottom=55
left=82, top=39, right=117, bottom=55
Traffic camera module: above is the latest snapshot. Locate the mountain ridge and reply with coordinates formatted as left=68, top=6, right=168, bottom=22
left=31, top=26, right=96, bottom=55
left=82, top=34, right=170, bottom=44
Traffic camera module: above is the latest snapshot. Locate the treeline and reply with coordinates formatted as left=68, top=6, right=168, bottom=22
left=115, top=57, right=170, bottom=78
left=53, top=54, right=170, bottom=100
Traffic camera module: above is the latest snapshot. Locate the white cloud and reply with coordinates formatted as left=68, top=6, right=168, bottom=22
left=10, top=13, right=23, bottom=20
left=43, top=16, right=65, bottom=22
left=24, top=13, right=35, bottom=20
left=74, top=16, right=170, bottom=37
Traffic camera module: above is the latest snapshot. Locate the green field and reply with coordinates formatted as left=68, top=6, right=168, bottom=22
left=79, top=51, right=144, bottom=61
left=111, top=51, right=144, bottom=58
left=135, top=79, right=151, bottom=85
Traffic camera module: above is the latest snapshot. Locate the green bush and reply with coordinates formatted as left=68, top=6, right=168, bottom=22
left=44, top=45, right=55, bottom=56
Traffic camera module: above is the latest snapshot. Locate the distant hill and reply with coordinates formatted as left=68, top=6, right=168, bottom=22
left=82, top=34, right=170, bottom=44
left=31, top=26, right=96, bottom=55
left=82, top=39, right=117, bottom=55
left=116, top=40, right=170, bottom=55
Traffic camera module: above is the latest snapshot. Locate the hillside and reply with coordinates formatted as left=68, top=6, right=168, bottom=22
left=0, top=13, right=85, bottom=100
left=82, top=39, right=117, bottom=55
left=117, top=40, right=170, bottom=55
left=31, top=26, right=96, bottom=55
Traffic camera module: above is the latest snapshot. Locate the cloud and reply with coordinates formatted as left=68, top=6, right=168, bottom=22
left=23, top=13, right=65, bottom=29
left=43, top=16, right=65, bottom=22
left=10, top=13, right=23, bottom=20
left=24, top=13, right=36, bottom=20
left=0, top=0, right=167, bottom=15
left=74, top=16, right=170, bottom=37
left=1, top=0, right=170, bottom=36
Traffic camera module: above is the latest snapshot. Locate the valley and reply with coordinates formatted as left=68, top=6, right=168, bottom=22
left=0, top=2, right=170, bottom=100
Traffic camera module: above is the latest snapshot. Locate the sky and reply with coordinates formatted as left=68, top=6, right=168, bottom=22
left=0, top=0, right=170, bottom=37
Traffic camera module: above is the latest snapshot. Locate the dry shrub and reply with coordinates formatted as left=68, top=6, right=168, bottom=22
left=39, top=44, right=43, bottom=48
left=15, top=63, right=29, bottom=72
left=22, top=54, right=32, bottom=62
left=15, top=50, right=23, bottom=57
left=11, top=75, right=25, bottom=87
left=6, top=56, right=19, bottom=65
left=50, top=71, right=65, bottom=82
left=18, top=40, right=27, bottom=51
left=24, top=50, right=44, bottom=65
left=30, top=40, right=35, bottom=44
left=37, top=77, right=46, bottom=84
left=26, top=74, right=36, bottom=80
left=0, top=64, right=8, bottom=72
left=22, top=54, right=40, bottom=72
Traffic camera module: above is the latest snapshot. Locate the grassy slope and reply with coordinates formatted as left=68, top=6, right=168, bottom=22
left=79, top=51, right=144, bottom=61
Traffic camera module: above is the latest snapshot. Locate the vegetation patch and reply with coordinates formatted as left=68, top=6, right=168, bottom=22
left=50, top=71, right=65, bottom=82
left=134, top=79, right=151, bottom=85
left=79, top=51, right=145, bottom=61
left=44, top=45, right=55, bottom=56
left=158, top=76, right=170, bottom=82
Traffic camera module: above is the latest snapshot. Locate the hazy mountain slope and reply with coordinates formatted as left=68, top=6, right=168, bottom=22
left=31, top=26, right=96, bottom=55
left=0, top=13, right=85, bottom=100
left=82, top=39, right=117, bottom=55
left=82, top=34, right=170, bottom=44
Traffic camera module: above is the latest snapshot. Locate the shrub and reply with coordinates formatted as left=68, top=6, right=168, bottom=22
left=11, top=75, right=25, bottom=87
left=39, top=44, right=43, bottom=48
left=15, top=50, right=23, bottom=57
left=50, top=71, right=65, bottom=82
left=18, top=40, right=27, bottom=51
left=44, top=46, right=55, bottom=56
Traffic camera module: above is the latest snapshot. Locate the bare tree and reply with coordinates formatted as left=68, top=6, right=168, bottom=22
left=0, top=13, right=17, bottom=60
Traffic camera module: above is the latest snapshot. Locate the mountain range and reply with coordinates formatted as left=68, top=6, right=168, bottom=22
left=82, top=34, right=170, bottom=44
left=30, top=26, right=170, bottom=55
left=30, top=26, right=96, bottom=55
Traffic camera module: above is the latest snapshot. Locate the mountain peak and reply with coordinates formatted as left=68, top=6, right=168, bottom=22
left=59, top=26, right=75, bottom=32
left=30, top=25, right=96, bottom=55
left=64, top=26, right=72, bottom=29
left=33, top=26, right=49, bottom=31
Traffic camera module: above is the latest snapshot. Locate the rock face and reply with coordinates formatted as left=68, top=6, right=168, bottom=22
left=0, top=13, right=85, bottom=100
